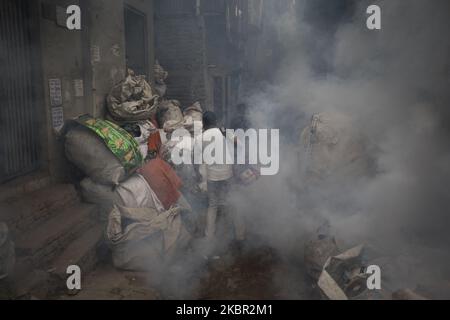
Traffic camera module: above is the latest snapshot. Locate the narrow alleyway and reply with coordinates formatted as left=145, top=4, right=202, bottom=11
left=2, top=0, right=450, bottom=303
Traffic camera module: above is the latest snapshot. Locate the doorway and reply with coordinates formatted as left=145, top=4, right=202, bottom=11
left=0, top=0, right=42, bottom=183
left=124, top=5, right=149, bottom=78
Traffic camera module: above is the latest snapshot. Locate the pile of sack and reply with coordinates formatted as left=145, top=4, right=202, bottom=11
left=64, top=64, right=259, bottom=271
left=65, top=115, right=144, bottom=187
left=64, top=111, right=193, bottom=270
left=107, top=69, right=159, bottom=123
left=157, top=101, right=207, bottom=193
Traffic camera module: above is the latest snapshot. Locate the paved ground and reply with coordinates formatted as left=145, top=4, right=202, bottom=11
left=60, top=264, right=161, bottom=300
left=61, top=245, right=313, bottom=300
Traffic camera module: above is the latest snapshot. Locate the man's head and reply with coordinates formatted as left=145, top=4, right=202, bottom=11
left=202, top=111, right=218, bottom=130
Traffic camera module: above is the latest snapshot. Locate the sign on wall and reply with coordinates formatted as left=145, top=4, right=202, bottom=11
left=49, top=78, right=62, bottom=107
left=73, top=79, right=84, bottom=97
left=51, top=106, right=64, bottom=131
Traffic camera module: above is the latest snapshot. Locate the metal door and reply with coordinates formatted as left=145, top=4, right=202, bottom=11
left=0, top=0, right=41, bottom=183
left=124, top=5, right=148, bottom=78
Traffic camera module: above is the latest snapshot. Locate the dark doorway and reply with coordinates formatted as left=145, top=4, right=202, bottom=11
left=0, top=0, right=42, bottom=183
left=124, top=5, right=149, bottom=78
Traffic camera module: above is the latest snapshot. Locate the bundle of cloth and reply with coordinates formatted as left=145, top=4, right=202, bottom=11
left=64, top=114, right=194, bottom=271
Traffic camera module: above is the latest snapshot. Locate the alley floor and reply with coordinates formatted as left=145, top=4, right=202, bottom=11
left=61, top=245, right=313, bottom=300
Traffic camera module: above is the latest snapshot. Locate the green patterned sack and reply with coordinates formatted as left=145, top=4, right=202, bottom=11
left=76, top=115, right=143, bottom=172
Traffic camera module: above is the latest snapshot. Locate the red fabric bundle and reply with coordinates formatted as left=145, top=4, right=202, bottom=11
left=138, top=157, right=182, bottom=210
left=147, top=130, right=162, bottom=156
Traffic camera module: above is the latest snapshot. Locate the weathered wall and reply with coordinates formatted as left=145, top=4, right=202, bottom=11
left=86, top=0, right=127, bottom=118
left=39, top=0, right=156, bottom=181
left=0, top=0, right=156, bottom=198
left=39, top=0, right=88, bottom=182
left=87, top=0, right=155, bottom=117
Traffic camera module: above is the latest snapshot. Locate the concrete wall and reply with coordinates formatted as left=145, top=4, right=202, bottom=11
left=86, top=0, right=127, bottom=118
left=0, top=0, right=156, bottom=198
left=39, top=0, right=88, bottom=182
left=88, top=0, right=155, bottom=117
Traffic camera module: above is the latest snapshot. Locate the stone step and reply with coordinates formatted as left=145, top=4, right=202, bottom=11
left=50, top=223, right=105, bottom=280
left=16, top=203, right=98, bottom=267
left=9, top=220, right=105, bottom=299
left=0, top=184, right=79, bottom=236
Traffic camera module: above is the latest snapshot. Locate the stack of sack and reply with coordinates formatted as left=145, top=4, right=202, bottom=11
left=104, top=157, right=193, bottom=270
left=107, top=69, right=159, bottom=123
left=65, top=114, right=144, bottom=187
left=159, top=101, right=203, bottom=161
left=158, top=99, right=184, bottom=132
left=106, top=204, right=191, bottom=271
left=158, top=101, right=206, bottom=193
left=64, top=114, right=193, bottom=271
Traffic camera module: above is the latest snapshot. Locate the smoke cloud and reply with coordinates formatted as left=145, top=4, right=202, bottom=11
left=233, top=0, right=450, bottom=294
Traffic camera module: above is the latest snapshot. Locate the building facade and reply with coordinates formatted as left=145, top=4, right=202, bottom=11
left=0, top=0, right=266, bottom=199
left=154, top=0, right=256, bottom=124
left=0, top=0, right=156, bottom=199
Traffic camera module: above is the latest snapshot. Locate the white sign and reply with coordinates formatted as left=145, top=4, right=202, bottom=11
left=73, top=79, right=84, bottom=97
left=49, top=78, right=62, bottom=107
left=91, top=45, right=101, bottom=64
left=51, top=106, right=64, bottom=130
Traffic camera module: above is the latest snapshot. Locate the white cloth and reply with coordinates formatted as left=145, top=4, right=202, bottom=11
left=194, top=128, right=234, bottom=182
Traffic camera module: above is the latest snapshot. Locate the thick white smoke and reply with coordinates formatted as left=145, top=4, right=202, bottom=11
left=233, top=0, right=450, bottom=293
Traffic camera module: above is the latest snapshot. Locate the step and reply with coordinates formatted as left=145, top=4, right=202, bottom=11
left=11, top=268, right=53, bottom=299
left=9, top=223, right=105, bottom=300
left=16, top=203, right=98, bottom=267
left=5, top=256, right=49, bottom=299
left=50, top=223, right=105, bottom=280
left=0, top=184, right=79, bottom=236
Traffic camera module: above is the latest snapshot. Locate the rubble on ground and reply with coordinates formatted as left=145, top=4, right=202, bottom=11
left=303, top=227, right=445, bottom=300
left=304, top=226, right=339, bottom=282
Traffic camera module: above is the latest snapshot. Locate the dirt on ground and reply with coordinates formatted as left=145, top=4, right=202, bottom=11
left=62, top=244, right=313, bottom=300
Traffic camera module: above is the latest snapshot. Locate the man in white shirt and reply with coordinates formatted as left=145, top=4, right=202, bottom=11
left=194, top=111, right=241, bottom=242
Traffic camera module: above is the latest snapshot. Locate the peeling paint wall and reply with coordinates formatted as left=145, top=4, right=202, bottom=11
left=0, top=0, right=155, bottom=196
